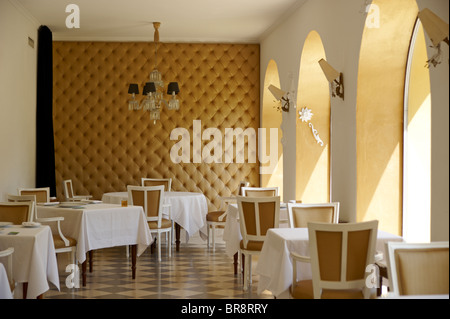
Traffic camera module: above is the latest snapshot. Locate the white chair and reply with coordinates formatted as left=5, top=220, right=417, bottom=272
left=385, top=241, right=449, bottom=297
left=0, top=247, right=15, bottom=298
left=141, top=178, right=172, bottom=192
left=0, top=201, right=34, bottom=224
left=290, top=220, right=379, bottom=299
left=287, top=202, right=340, bottom=228
left=63, top=179, right=92, bottom=201
left=237, top=195, right=280, bottom=290
left=241, top=186, right=278, bottom=197
left=9, top=193, right=77, bottom=266
left=17, top=187, right=50, bottom=203
left=206, top=181, right=249, bottom=252
left=128, top=185, right=172, bottom=262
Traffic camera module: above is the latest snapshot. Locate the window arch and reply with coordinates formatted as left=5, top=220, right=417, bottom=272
left=295, top=30, right=331, bottom=203
left=261, top=59, right=283, bottom=200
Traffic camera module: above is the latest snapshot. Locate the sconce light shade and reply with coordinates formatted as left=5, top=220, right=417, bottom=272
left=268, top=84, right=286, bottom=101
left=418, top=8, right=449, bottom=47
left=318, top=59, right=340, bottom=83
left=167, top=82, right=180, bottom=95
left=318, top=59, right=344, bottom=100
left=143, top=82, right=157, bottom=95
left=128, top=83, right=139, bottom=94
left=268, top=84, right=290, bottom=112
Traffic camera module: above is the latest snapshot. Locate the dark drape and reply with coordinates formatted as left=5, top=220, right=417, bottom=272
left=36, top=25, right=56, bottom=197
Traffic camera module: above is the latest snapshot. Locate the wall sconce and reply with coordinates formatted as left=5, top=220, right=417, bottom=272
left=318, top=58, right=344, bottom=100
left=268, top=84, right=291, bottom=112
left=418, top=8, right=449, bottom=68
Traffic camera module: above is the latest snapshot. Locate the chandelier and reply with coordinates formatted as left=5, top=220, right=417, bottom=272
left=128, top=22, right=180, bottom=124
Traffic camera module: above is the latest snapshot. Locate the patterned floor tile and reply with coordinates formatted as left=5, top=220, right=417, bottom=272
left=44, top=239, right=273, bottom=300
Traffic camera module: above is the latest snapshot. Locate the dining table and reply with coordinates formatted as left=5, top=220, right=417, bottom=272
left=36, top=201, right=153, bottom=286
left=101, top=191, right=209, bottom=251
left=0, top=224, right=60, bottom=299
left=255, top=227, right=404, bottom=298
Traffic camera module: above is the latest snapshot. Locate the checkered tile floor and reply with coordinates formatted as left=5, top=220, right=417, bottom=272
left=44, top=234, right=274, bottom=299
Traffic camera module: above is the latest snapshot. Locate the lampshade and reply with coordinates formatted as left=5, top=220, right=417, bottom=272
left=143, top=82, right=157, bottom=95
left=128, top=83, right=139, bottom=94
left=268, top=84, right=286, bottom=101
left=318, top=59, right=340, bottom=83
left=167, top=82, right=180, bottom=95
left=418, top=8, right=449, bottom=47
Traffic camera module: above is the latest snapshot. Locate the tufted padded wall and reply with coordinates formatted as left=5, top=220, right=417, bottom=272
left=52, top=41, right=260, bottom=210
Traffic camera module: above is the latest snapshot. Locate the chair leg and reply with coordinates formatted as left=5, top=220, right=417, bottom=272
left=157, top=232, right=161, bottom=262
left=206, top=223, right=210, bottom=248
left=168, top=229, right=171, bottom=257
left=248, top=255, right=252, bottom=284
left=212, top=225, right=216, bottom=252
left=242, top=252, right=248, bottom=291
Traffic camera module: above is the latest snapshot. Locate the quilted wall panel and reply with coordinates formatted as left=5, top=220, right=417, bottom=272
left=52, top=41, right=260, bottom=210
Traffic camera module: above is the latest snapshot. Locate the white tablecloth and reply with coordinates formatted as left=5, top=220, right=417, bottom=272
left=0, top=263, right=12, bottom=299
left=222, top=203, right=289, bottom=258
left=37, top=203, right=153, bottom=263
left=102, top=191, right=208, bottom=240
left=0, top=225, right=59, bottom=299
left=255, top=227, right=404, bottom=297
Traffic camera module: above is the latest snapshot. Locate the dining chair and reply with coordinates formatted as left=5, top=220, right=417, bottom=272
left=8, top=194, right=78, bottom=266
left=241, top=186, right=278, bottom=197
left=63, top=179, right=92, bottom=201
left=237, top=195, right=280, bottom=291
left=287, top=202, right=340, bottom=228
left=206, top=181, right=250, bottom=252
left=0, top=201, right=34, bottom=224
left=128, top=185, right=172, bottom=262
left=290, top=220, right=379, bottom=299
left=0, top=247, right=15, bottom=296
left=141, top=178, right=172, bottom=192
left=385, top=241, right=449, bottom=297
left=17, top=187, right=50, bottom=203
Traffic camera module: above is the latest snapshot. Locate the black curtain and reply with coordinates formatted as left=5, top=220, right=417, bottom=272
left=36, top=25, right=56, bottom=197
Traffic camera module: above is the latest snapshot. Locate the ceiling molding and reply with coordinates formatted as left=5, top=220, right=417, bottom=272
left=8, top=0, right=40, bottom=27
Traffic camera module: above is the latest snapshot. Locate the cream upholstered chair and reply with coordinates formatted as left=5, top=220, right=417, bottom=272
left=141, top=178, right=174, bottom=244
left=128, top=185, right=171, bottom=262
left=206, top=181, right=250, bottom=252
left=63, top=179, right=92, bottom=201
left=385, top=241, right=449, bottom=297
left=141, top=178, right=172, bottom=192
left=0, top=247, right=15, bottom=297
left=17, top=187, right=50, bottom=203
left=237, top=195, right=280, bottom=290
left=290, top=220, right=379, bottom=299
left=241, top=186, right=278, bottom=197
left=287, top=202, right=340, bottom=228
left=9, top=192, right=78, bottom=266
left=0, top=201, right=34, bottom=224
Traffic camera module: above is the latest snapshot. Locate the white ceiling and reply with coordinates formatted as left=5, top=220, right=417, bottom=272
left=15, top=0, right=307, bottom=43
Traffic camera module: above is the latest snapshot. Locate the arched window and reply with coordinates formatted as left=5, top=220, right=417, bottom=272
left=261, top=60, right=283, bottom=200
left=296, top=30, right=331, bottom=203
left=403, top=19, right=431, bottom=242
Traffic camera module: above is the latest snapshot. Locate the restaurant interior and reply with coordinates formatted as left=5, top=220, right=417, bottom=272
left=0, top=0, right=448, bottom=302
